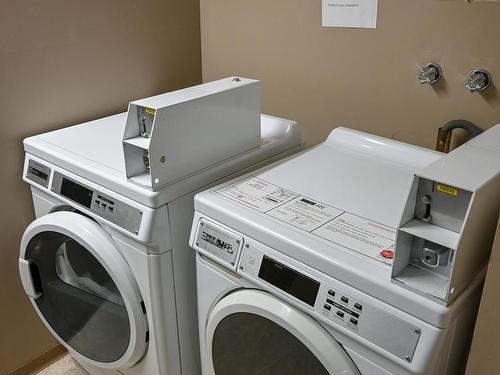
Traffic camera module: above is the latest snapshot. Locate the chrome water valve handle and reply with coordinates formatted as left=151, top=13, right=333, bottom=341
left=465, top=68, right=492, bottom=92
left=417, top=63, right=442, bottom=85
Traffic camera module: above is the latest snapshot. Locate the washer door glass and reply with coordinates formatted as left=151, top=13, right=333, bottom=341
left=25, top=231, right=130, bottom=363
left=213, top=312, right=329, bottom=375
left=19, top=211, right=148, bottom=368
left=206, top=289, right=360, bottom=375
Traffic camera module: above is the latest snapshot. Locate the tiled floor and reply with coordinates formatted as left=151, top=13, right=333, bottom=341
left=36, top=355, right=88, bottom=375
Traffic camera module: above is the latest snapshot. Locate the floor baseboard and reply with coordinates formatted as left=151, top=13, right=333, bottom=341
left=7, top=344, right=67, bottom=375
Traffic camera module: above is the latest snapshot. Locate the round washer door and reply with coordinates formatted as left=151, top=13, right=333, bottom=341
left=206, top=289, right=360, bottom=375
left=19, top=211, right=148, bottom=369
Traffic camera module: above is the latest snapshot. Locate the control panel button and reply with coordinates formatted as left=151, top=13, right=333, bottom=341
left=350, top=318, right=358, bottom=325
left=354, top=303, right=362, bottom=311
left=328, top=290, right=335, bottom=297
left=351, top=311, right=360, bottom=319
left=326, top=298, right=334, bottom=305
left=341, top=296, right=349, bottom=304
left=324, top=304, right=331, bottom=311
left=336, top=311, right=344, bottom=318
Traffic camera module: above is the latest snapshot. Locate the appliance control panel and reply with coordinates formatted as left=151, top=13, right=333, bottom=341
left=193, top=219, right=242, bottom=270
left=26, top=159, right=51, bottom=188
left=50, top=171, right=143, bottom=235
left=238, top=241, right=422, bottom=363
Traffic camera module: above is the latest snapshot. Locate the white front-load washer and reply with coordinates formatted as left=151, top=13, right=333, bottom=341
left=191, top=235, right=480, bottom=375
left=189, top=127, right=488, bottom=375
left=19, top=112, right=301, bottom=375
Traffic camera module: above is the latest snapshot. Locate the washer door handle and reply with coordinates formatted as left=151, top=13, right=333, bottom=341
left=19, top=258, right=43, bottom=299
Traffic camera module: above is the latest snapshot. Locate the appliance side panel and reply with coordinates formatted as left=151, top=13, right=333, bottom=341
left=168, top=193, right=202, bottom=375
left=444, top=294, right=482, bottom=375
left=448, top=177, right=500, bottom=304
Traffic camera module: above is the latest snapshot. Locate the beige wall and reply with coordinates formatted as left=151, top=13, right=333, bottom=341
left=0, top=1, right=201, bottom=374
left=200, top=0, right=500, bottom=148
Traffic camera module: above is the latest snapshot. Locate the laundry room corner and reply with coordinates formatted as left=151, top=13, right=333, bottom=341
left=2, top=1, right=500, bottom=375
left=0, top=1, right=202, bottom=374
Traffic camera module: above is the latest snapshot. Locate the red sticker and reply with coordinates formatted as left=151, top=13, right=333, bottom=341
left=380, top=249, right=394, bottom=259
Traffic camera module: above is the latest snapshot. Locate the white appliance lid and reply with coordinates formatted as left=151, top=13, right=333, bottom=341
left=23, top=113, right=301, bottom=207
left=36, top=113, right=127, bottom=174
left=246, top=133, right=436, bottom=229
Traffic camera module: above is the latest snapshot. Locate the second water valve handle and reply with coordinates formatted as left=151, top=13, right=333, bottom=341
left=465, top=68, right=491, bottom=92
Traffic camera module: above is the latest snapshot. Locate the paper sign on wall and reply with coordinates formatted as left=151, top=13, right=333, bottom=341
left=322, top=0, right=378, bottom=29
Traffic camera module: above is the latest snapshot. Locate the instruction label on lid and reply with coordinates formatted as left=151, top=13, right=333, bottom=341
left=268, top=196, right=344, bottom=232
left=312, top=213, right=396, bottom=265
left=214, top=176, right=396, bottom=265
left=215, top=176, right=298, bottom=212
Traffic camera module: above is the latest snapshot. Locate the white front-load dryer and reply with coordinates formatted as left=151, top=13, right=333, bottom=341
left=19, top=110, right=301, bottom=375
left=19, top=177, right=177, bottom=375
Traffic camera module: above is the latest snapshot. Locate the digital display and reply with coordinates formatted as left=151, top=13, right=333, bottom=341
left=60, top=178, right=93, bottom=209
left=201, top=231, right=233, bottom=252
left=258, top=256, right=319, bottom=306
left=28, top=166, right=49, bottom=181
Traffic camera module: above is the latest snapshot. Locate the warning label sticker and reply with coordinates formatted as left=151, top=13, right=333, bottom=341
left=215, top=177, right=298, bottom=212
left=268, top=196, right=344, bottom=232
left=214, top=176, right=396, bottom=265
left=312, top=213, right=396, bottom=265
